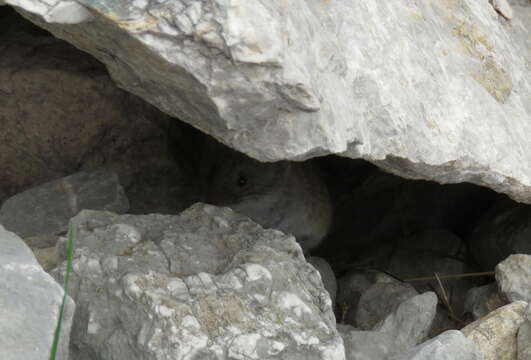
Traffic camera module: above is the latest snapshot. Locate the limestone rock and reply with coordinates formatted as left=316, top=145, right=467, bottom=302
left=356, top=278, right=418, bottom=330
left=518, top=305, right=531, bottom=360
left=0, top=224, right=74, bottom=360
left=389, top=330, right=483, bottom=360
left=0, top=169, right=129, bottom=238
left=52, top=204, right=343, bottom=360
left=496, top=254, right=531, bottom=302
left=464, top=282, right=506, bottom=321
left=1, top=0, right=529, bottom=204
left=340, top=292, right=438, bottom=359
left=462, top=301, right=528, bottom=360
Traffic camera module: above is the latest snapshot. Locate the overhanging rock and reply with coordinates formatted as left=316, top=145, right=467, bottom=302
left=2, top=0, right=530, bottom=202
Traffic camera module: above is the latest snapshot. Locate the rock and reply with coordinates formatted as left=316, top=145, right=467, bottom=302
left=0, top=22, right=175, bottom=204
left=0, top=224, right=74, bottom=360
left=496, top=254, right=531, bottom=302
left=490, top=0, right=514, bottom=20
left=464, top=282, right=506, bottom=321
left=336, top=270, right=380, bottom=325
left=468, top=199, right=531, bottom=270
left=307, top=256, right=337, bottom=307
left=377, top=292, right=438, bottom=346
left=517, top=305, right=531, bottom=360
left=0, top=169, right=129, bottom=238
left=33, top=246, right=59, bottom=271
left=340, top=292, right=438, bottom=359
left=388, top=330, right=483, bottom=360
left=462, top=301, right=528, bottom=360
left=53, top=204, right=343, bottom=360
left=4, top=0, right=530, bottom=204
left=356, top=278, right=419, bottom=330
left=340, top=327, right=394, bottom=360
left=386, top=230, right=471, bottom=316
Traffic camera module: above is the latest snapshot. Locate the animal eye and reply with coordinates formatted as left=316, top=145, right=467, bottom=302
left=237, top=176, right=247, bottom=187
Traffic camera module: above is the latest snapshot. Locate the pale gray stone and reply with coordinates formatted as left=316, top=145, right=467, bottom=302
left=389, top=330, right=483, bottom=360
left=53, top=204, right=343, bottom=360
left=496, top=254, right=531, bottom=302
left=464, top=283, right=506, bottom=321
left=1, top=0, right=529, bottom=205
left=340, top=292, right=438, bottom=359
left=0, top=169, right=129, bottom=238
left=0, top=224, right=74, bottom=360
left=356, top=279, right=418, bottom=330
left=517, top=305, right=531, bottom=360
left=462, top=301, right=528, bottom=360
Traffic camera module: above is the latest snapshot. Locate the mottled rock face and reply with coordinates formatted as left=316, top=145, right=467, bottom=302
left=52, top=204, right=343, bottom=360
left=0, top=225, right=74, bottom=360
left=462, top=301, right=528, bottom=360
left=2, top=0, right=530, bottom=204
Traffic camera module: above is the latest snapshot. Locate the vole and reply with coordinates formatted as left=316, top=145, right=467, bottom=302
left=200, top=140, right=332, bottom=253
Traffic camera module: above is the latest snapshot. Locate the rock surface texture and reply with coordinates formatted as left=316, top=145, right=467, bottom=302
left=1, top=0, right=530, bottom=203
left=0, top=224, right=74, bottom=360
left=0, top=169, right=129, bottom=238
left=496, top=254, right=531, bottom=303
left=52, top=204, right=343, bottom=360
left=462, top=301, right=528, bottom=360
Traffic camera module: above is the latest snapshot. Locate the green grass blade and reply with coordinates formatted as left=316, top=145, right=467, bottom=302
left=49, top=223, right=75, bottom=360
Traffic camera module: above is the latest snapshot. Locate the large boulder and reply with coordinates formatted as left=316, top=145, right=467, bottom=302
left=0, top=224, right=74, bottom=360
left=52, top=204, right=343, bottom=359
left=0, top=0, right=529, bottom=203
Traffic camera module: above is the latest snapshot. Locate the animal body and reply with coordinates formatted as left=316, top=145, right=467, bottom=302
left=200, top=140, right=332, bottom=253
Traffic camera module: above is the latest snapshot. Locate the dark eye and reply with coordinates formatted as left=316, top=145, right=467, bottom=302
left=237, top=176, right=247, bottom=187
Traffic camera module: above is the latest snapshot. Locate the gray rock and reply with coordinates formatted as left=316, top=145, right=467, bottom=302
left=0, top=224, right=74, bottom=360
left=376, top=292, right=438, bottom=347
left=336, top=271, right=380, bottom=325
left=517, top=305, right=531, bottom=360
left=53, top=204, right=343, bottom=360
left=464, top=283, right=506, bottom=321
left=3, top=0, right=530, bottom=204
left=462, top=301, right=528, bottom=360
left=0, top=169, right=129, bottom=238
left=468, top=200, right=531, bottom=270
left=356, top=278, right=418, bottom=330
left=496, top=254, right=531, bottom=302
left=340, top=327, right=393, bottom=360
left=307, top=256, right=337, bottom=307
left=340, top=292, right=438, bottom=359
left=389, top=330, right=483, bottom=360
left=386, top=231, right=471, bottom=316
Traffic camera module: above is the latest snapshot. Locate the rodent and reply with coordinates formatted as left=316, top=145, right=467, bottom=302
left=200, top=139, right=332, bottom=253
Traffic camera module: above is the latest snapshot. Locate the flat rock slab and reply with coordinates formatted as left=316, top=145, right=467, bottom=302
left=0, top=168, right=129, bottom=238
left=0, top=225, right=73, bottom=360
left=52, top=204, right=343, bottom=360
left=2, top=0, right=530, bottom=203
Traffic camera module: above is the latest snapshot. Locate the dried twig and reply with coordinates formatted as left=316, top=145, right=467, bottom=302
left=404, top=271, right=494, bottom=283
